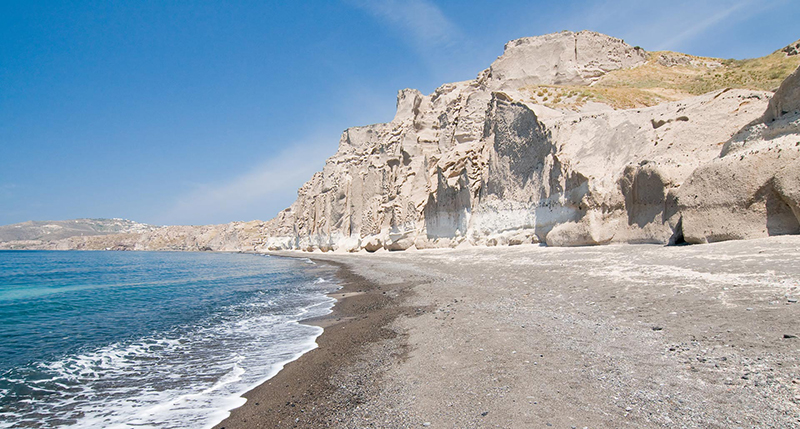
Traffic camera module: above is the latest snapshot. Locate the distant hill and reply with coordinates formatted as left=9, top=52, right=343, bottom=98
left=0, top=219, right=158, bottom=243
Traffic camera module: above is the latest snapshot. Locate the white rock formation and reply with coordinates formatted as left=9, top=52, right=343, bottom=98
left=260, top=31, right=791, bottom=252
left=486, top=30, right=648, bottom=89
left=677, top=66, right=800, bottom=243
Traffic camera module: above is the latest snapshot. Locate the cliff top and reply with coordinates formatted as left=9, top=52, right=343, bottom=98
left=516, top=39, right=800, bottom=110
left=485, top=30, right=649, bottom=88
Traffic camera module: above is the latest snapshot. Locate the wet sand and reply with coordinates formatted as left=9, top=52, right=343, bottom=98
left=217, top=236, right=800, bottom=428
left=213, top=260, right=419, bottom=428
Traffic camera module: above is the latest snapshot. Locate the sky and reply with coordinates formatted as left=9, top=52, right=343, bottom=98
left=1, top=0, right=798, bottom=226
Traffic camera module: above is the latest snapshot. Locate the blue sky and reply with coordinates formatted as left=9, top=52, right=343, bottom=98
left=1, top=0, right=798, bottom=226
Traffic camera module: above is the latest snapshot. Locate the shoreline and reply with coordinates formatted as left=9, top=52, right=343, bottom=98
left=213, top=255, right=418, bottom=428
left=217, top=236, right=800, bottom=428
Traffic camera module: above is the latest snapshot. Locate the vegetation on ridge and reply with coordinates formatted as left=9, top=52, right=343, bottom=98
left=522, top=48, right=800, bottom=110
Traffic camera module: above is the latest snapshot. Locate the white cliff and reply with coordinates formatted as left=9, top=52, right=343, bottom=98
left=261, top=31, right=797, bottom=251
left=677, top=65, right=800, bottom=243
left=486, top=30, right=648, bottom=89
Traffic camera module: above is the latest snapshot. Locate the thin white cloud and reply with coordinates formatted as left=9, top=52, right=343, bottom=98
left=348, top=0, right=461, bottom=52
left=654, top=0, right=754, bottom=51
left=545, top=0, right=785, bottom=56
left=346, top=0, right=482, bottom=88
left=160, top=137, right=335, bottom=225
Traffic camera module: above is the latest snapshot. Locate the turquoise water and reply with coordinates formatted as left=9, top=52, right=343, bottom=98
left=0, top=251, right=338, bottom=428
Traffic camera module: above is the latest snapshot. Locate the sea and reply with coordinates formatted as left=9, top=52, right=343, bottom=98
left=0, top=250, right=339, bottom=429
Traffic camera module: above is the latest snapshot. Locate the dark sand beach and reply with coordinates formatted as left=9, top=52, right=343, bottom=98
left=218, top=236, right=800, bottom=428
left=214, top=260, right=419, bottom=428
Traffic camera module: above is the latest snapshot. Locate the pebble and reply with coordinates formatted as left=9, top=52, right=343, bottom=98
left=788, top=298, right=798, bottom=303
left=746, top=307, right=754, bottom=311
left=422, top=422, right=431, bottom=427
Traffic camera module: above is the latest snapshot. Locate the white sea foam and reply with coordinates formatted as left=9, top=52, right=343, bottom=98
left=0, top=281, right=337, bottom=429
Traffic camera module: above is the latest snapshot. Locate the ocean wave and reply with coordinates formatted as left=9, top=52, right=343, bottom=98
left=0, top=288, right=336, bottom=429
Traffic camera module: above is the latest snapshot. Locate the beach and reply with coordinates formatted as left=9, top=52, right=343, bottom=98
left=217, top=236, right=800, bottom=428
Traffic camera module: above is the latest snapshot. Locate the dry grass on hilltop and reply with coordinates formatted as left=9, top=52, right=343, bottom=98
left=522, top=47, right=800, bottom=110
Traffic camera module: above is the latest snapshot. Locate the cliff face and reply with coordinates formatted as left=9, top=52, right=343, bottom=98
left=677, top=65, right=800, bottom=243
left=260, top=31, right=798, bottom=252
left=4, top=31, right=798, bottom=253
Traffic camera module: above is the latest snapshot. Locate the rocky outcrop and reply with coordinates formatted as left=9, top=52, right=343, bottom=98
left=486, top=30, right=648, bottom=89
left=782, top=39, right=800, bottom=57
left=763, top=65, right=800, bottom=122
left=677, top=65, right=800, bottom=244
